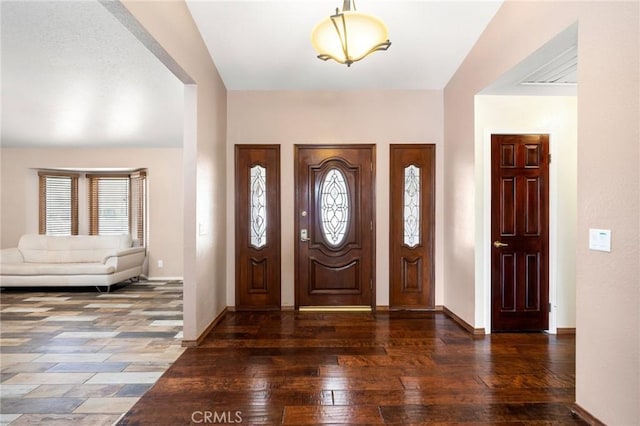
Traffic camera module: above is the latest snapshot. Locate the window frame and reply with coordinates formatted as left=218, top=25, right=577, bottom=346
left=87, top=171, right=147, bottom=246
left=38, top=171, right=80, bottom=236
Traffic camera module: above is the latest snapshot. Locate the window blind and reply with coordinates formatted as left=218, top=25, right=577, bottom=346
left=88, top=171, right=146, bottom=246
left=88, top=175, right=129, bottom=236
left=38, top=172, right=79, bottom=235
left=130, top=171, right=147, bottom=246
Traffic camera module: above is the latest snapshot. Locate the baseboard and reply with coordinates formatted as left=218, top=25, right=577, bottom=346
left=282, top=306, right=388, bottom=312
left=570, top=403, right=606, bottom=425
left=181, top=307, right=227, bottom=347
left=443, top=306, right=486, bottom=335
left=140, top=275, right=183, bottom=281
left=299, top=305, right=372, bottom=312
left=264, top=305, right=444, bottom=312
left=384, top=305, right=444, bottom=312
left=557, top=327, right=576, bottom=335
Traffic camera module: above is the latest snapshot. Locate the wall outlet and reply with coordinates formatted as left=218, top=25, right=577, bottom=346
left=157, top=260, right=164, bottom=268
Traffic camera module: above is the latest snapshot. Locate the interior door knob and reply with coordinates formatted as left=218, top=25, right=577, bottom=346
left=493, top=241, right=509, bottom=248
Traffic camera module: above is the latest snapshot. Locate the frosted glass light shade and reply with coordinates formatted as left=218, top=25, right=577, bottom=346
left=311, top=10, right=390, bottom=66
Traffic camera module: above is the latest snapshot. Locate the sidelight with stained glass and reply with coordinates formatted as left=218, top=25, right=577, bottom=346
left=404, top=165, right=420, bottom=247
left=250, top=165, right=267, bottom=248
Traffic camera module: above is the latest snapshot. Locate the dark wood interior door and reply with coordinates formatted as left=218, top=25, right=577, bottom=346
left=389, top=145, right=435, bottom=309
left=491, top=134, right=549, bottom=331
left=235, top=145, right=281, bottom=310
left=295, top=145, right=375, bottom=308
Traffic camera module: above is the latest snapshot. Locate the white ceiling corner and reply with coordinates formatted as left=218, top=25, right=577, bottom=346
left=520, top=45, right=577, bottom=86
left=481, top=22, right=578, bottom=96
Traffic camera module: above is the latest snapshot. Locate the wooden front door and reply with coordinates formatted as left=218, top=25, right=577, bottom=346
left=295, top=145, right=375, bottom=308
left=235, top=145, right=281, bottom=310
left=491, top=134, right=549, bottom=331
left=389, top=145, right=435, bottom=309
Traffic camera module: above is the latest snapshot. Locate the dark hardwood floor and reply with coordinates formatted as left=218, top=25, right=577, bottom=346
left=119, top=311, right=585, bottom=425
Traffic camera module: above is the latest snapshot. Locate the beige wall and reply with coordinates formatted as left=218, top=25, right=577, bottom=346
left=445, top=1, right=639, bottom=423
left=227, top=90, right=444, bottom=308
left=0, top=148, right=184, bottom=279
left=118, top=1, right=228, bottom=342
left=475, top=95, right=578, bottom=331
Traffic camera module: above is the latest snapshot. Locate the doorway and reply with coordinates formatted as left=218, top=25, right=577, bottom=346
left=294, top=145, right=375, bottom=309
left=491, top=134, right=549, bottom=331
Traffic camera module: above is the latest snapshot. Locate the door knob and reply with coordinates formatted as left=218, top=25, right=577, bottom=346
left=493, top=241, right=509, bottom=248
left=300, top=229, right=310, bottom=242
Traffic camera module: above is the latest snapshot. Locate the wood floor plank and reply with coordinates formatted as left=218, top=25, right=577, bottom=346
left=336, top=354, right=437, bottom=367
left=283, top=405, right=384, bottom=425
left=379, top=402, right=586, bottom=424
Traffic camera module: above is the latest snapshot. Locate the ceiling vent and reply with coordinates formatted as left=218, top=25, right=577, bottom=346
left=520, top=45, right=577, bottom=86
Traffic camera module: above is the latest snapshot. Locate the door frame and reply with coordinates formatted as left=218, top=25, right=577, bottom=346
left=482, top=130, right=557, bottom=334
left=293, top=144, right=376, bottom=310
left=234, top=144, right=281, bottom=311
left=389, top=144, right=436, bottom=309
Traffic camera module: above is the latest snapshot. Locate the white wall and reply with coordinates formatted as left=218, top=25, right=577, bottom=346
left=226, top=90, right=444, bottom=308
left=474, top=95, right=578, bottom=331
left=117, top=0, right=228, bottom=342
left=444, top=1, right=639, bottom=423
left=574, top=4, right=639, bottom=422
left=0, top=147, right=183, bottom=279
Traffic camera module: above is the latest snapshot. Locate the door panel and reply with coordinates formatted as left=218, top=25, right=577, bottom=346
left=525, top=253, right=540, bottom=310
left=500, top=252, right=516, bottom=311
left=501, top=178, right=516, bottom=235
left=235, top=145, right=281, bottom=310
left=525, top=178, right=541, bottom=235
left=491, top=134, right=549, bottom=331
left=295, top=145, right=375, bottom=308
left=389, top=145, right=435, bottom=309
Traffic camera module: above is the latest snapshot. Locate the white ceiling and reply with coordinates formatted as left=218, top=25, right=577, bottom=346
left=1, top=1, right=184, bottom=148
left=2, top=0, right=545, bottom=149
left=186, top=0, right=504, bottom=90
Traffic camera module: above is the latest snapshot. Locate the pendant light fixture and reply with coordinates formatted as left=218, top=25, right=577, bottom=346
left=311, top=0, right=391, bottom=67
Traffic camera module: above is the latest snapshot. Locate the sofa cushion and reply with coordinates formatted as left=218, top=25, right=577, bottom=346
left=1, top=262, right=115, bottom=276
left=0, top=248, right=23, bottom=264
left=18, top=235, right=133, bottom=263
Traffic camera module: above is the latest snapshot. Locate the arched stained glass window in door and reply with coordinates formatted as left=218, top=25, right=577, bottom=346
left=320, top=168, right=350, bottom=246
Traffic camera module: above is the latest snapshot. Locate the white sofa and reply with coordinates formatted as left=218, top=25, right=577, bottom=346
left=0, top=234, right=145, bottom=291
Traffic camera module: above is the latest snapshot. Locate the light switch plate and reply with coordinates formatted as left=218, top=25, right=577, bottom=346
left=589, top=228, right=611, bottom=252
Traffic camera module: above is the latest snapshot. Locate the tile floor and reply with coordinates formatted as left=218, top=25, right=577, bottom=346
left=0, top=280, right=184, bottom=425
